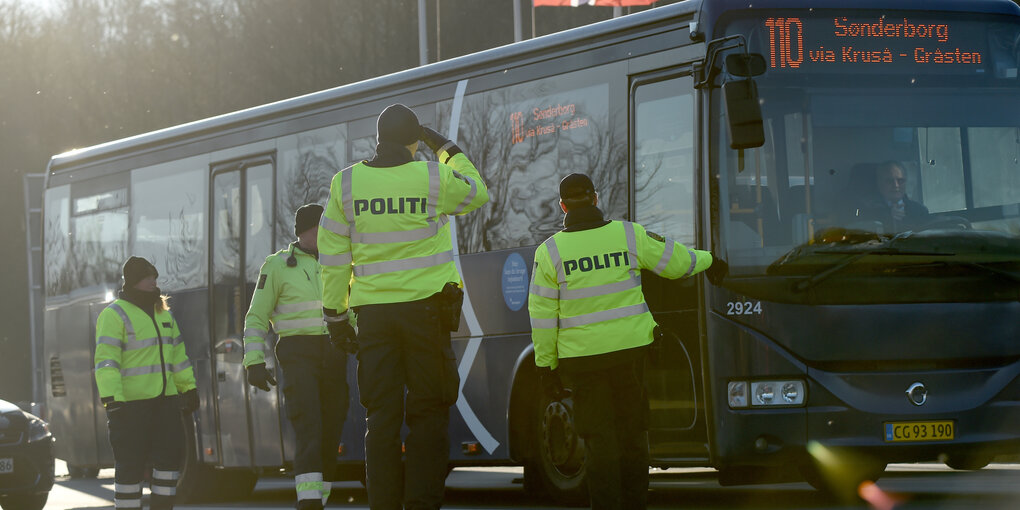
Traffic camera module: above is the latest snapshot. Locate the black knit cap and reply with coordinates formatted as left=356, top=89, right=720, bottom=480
left=376, top=104, right=421, bottom=145
left=122, top=256, right=158, bottom=289
left=294, top=203, right=324, bottom=236
left=559, top=173, right=596, bottom=200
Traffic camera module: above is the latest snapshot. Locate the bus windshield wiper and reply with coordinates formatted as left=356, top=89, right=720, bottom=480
left=768, top=229, right=885, bottom=272
left=786, top=232, right=950, bottom=292
left=936, top=260, right=1020, bottom=284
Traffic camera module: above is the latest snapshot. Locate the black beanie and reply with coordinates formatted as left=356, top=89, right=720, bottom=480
left=377, top=104, right=421, bottom=145
left=294, top=204, right=324, bottom=236
left=122, top=256, right=158, bottom=289
left=559, top=173, right=596, bottom=200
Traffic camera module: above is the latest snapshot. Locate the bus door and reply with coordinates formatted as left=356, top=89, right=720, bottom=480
left=630, top=71, right=708, bottom=461
left=210, top=155, right=283, bottom=468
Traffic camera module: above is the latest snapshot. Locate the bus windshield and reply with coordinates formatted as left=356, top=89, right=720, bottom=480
left=712, top=11, right=1020, bottom=277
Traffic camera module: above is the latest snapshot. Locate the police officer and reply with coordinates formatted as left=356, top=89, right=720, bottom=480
left=318, top=103, right=488, bottom=510
left=528, top=173, right=713, bottom=510
left=95, top=256, right=199, bottom=510
left=243, top=204, right=348, bottom=510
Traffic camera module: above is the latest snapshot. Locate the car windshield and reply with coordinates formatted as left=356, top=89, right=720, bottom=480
left=712, top=11, right=1020, bottom=276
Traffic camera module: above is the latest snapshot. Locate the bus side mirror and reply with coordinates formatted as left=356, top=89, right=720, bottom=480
left=723, top=78, right=765, bottom=149
left=725, top=53, right=766, bottom=77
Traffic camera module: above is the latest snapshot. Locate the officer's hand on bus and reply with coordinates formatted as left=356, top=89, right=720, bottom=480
left=180, top=388, right=200, bottom=414
left=246, top=363, right=277, bottom=392
left=420, top=126, right=450, bottom=154
left=327, top=319, right=358, bottom=355
left=705, top=257, right=728, bottom=286
left=537, top=366, right=569, bottom=401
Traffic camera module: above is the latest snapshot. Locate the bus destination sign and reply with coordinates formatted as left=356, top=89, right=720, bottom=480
left=510, top=103, right=591, bottom=145
left=764, top=15, right=987, bottom=74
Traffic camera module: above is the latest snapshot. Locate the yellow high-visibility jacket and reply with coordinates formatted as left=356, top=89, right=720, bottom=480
left=243, top=244, right=328, bottom=367
left=318, top=147, right=487, bottom=314
left=94, top=299, right=196, bottom=402
left=528, top=220, right=713, bottom=370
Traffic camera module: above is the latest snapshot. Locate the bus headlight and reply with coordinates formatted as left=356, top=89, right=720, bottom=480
left=727, top=381, right=748, bottom=408
left=781, top=381, right=802, bottom=404
left=754, top=382, right=775, bottom=405
left=751, top=380, right=805, bottom=406
left=728, top=380, right=806, bottom=408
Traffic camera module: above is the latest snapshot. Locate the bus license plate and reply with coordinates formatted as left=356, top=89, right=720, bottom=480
left=0, top=457, right=12, bottom=474
left=884, top=420, right=955, bottom=442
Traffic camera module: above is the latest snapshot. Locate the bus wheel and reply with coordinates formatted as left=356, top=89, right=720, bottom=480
left=943, top=453, right=992, bottom=471
left=67, top=464, right=99, bottom=479
left=177, top=416, right=257, bottom=503
left=523, top=396, right=588, bottom=507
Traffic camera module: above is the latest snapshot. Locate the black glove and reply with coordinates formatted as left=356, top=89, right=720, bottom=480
left=327, top=319, right=358, bottom=354
left=705, top=257, right=729, bottom=286
left=179, top=388, right=200, bottom=414
left=420, top=126, right=451, bottom=154
left=536, top=366, right=569, bottom=401
left=101, top=396, right=123, bottom=413
left=246, top=363, right=277, bottom=392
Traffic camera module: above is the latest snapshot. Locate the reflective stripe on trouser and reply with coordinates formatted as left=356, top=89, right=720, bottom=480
left=296, top=472, right=323, bottom=502
left=322, top=481, right=332, bottom=506
left=276, top=335, right=349, bottom=507
left=356, top=296, right=459, bottom=510
left=108, top=397, right=183, bottom=510
left=114, top=482, right=142, bottom=509
left=151, top=467, right=180, bottom=510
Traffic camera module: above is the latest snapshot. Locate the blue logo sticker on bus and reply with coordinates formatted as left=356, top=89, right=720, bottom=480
left=501, top=252, right=529, bottom=311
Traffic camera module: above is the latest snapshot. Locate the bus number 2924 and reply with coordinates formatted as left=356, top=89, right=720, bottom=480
left=726, top=301, right=763, bottom=316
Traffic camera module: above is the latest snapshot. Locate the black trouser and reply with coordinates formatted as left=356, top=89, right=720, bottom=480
left=277, top=334, right=350, bottom=509
left=107, top=396, right=183, bottom=510
left=565, top=358, right=649, bottom=510
left=355, top=296, right=460, bottom=510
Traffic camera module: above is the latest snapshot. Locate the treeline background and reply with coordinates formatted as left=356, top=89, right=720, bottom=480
left=0, top=0, right=679, bottom=402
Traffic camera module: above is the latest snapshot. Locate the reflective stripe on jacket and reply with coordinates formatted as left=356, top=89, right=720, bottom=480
left=528, top=220, right=713, bottom=370
left=94, top=299, right=197, bottom=402
left=318, top=149, right=488, bottom=312
left=243, top=246, right=328, bottom=367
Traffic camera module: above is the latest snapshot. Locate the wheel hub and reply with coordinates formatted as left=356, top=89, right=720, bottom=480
left=541, top=400, right=584, bottom=475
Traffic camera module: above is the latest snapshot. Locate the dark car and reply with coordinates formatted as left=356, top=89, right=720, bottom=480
left=0, top=399, right=54, bottom=510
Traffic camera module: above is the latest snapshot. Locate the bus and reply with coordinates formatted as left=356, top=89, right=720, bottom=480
left=41, top=0, right=1020, bottom=502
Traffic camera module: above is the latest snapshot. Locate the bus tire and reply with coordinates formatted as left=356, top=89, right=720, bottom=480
left=66, top=464, right=99, bottom=479
left=177, top=416, right=257, bottom=503
left=522, top=394, right=589, bottom=507
left=943, top=453, right=992, bottom=471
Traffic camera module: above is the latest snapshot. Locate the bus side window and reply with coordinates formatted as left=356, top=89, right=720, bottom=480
left=275, top=125, right=347, bottom=251
left=44, top=185, right=72, bottom=297
left=68, top=174, right=130, bottom=293
left=131, top=161, right=207, bottom=292
left=443, top=63, right=625, bottom=253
